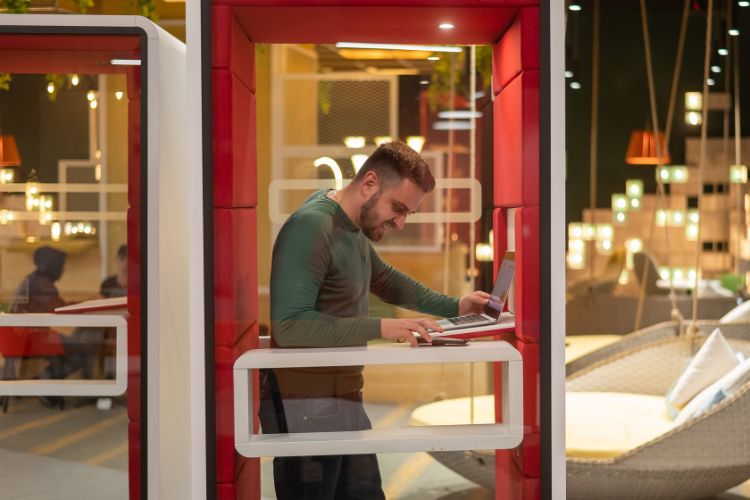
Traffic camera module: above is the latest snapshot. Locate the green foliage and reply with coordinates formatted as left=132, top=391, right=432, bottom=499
left=130, top=0, right=157, bottom=20
left=3, top=0, right=30, bottom=13
left=719, top=273, right=745, bottom=294
left=0, top=73, right=11, bottom=91
left=74, top=0, right=94, bottom=14
left=319, top=80, right=332, bottom=116
left=45, top=74, right=65, bottom=102
left=426, top=46, right=493, bottom=112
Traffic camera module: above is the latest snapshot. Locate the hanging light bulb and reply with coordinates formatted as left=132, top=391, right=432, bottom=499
left=568, top=0, right=582, bottom=11
left=115, top=91, right=124, bottom=100
left=71, top=74, right=80, bottom=86
left=90, top=99, right=98, bottom=109
left=86, top=90, right=95, bottom=101
left=46, top=82, right=55, bottom=94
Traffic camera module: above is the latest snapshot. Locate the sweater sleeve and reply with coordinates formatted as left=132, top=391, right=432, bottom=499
left=369, top=244, right=459, bottom=318
left=270, top=212, right=381, bottom=347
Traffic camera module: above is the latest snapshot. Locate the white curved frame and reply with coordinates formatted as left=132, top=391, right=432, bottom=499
left=234, top=339, right=523, bottom=457
left=0, top=313, right=127, bottom=396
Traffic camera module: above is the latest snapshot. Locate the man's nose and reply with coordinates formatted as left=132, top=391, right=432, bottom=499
left=393, top=215, right=407, bottom=231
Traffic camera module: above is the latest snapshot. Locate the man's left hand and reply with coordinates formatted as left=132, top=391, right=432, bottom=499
left=458, top=291, right=491, bottom=315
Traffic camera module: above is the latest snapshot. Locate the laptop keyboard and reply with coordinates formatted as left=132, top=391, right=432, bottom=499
left=447, top=314, right=487, bottom=326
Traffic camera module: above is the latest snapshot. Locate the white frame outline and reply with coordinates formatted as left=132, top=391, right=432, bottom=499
left=0, top=313, right=127, bottom=396
left=233, top=338, right=522, bottom=457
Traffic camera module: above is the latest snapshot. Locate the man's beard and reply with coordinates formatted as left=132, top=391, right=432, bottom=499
left=360, top=192, right=395, bottom=242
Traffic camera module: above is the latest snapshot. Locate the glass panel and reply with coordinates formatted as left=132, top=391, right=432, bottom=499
left=257, top=43, right=499, bottom=498
left=0, top=33, right=141, bottom=500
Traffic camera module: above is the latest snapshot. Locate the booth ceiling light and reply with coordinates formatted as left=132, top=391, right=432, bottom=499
left=718, top=47, right=729, bottom=56
left=730, top=165, right=748, bottom=184
left=569, top=81, right=582, bottom=90
left=406, top=136, right=425, bottom=153
left=438, top=23, right=455, bottom=30
left=427, top=56, right=440, bottom=61
left=740, top=0, right=750, bottom=6
left=711, top=64, right=722, bottom=73
left=625, top=129, right=671, bottom=165
left=685, top=92, right=703, bottom=110
left=569, top=0, right=582, bottom=11
left=335, top=43, right=462, bottom=53
left=707, top=77, right=716, bottom=86
left=437, top=110, right=483, bottom=119
left=344, top=136, right=366, bottom=149
left=433, top=120, right=472, bottom=131
left=110, top=59, right=141, bottom=66
left=729, top=27, right=740, bottom=37
left=419, top=79, right=430, bottom=85
left=564, top=70, right=574, bottom=78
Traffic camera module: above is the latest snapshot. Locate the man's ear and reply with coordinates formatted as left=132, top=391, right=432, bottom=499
left=360, top=171, right=380, bottom=196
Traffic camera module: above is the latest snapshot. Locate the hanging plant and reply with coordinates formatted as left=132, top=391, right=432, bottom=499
left=44, top=74, right=65, bottom=102
left=2, top=0, right=30, bottom=12
left=74, top=0, right=94, bottom=14
left=133, top=0, right=157, bottom=21
left=319, top=80, right=332, bottom=115
left=427, top=52, right=464, bottom=112
left=426, top=47, right=493, bottom=112
left=0, top=74, right=11, bottom=91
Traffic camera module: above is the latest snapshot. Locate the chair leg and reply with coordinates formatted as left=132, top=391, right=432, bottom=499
left=1, top=358, right=17, bottom=413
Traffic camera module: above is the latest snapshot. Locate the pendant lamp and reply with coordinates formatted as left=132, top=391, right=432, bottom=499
left=625, top=129, right=670, bottom=165
left=0, top=135, right=21, bottom=167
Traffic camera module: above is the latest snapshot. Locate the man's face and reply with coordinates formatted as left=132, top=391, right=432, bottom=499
left=360, top=178, right=425, bottom=242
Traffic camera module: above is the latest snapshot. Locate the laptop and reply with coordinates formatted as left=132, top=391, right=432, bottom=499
left=434, top=251, right=515, bottom=332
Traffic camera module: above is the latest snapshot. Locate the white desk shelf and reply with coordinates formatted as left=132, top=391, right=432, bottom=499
left=0, top=313, right=127, bottom=397
left=234, top=340, right=523, bottom=457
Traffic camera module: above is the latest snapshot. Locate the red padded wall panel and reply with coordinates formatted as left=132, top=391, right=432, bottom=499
left=129, top=421, right=141, bottom=500
left=514, top=207, right=540, bottom=342
left=126, top=314, right=141, bottom=421
left=493, top=207, right=510, bottom=277
left=215, top=327, right=259, bottom=485
left=495, top=451, right=541, bottom=500
left=212, top=70, right=258, bottom=208
left=493, top=70, right=539, bottom=208
left=127, top=100, right=142, bottom=209
left=212, top=5, right=256, bottom=93
left=492, top=7, right=540, bottom=95
left=214, top=208, right=258, bottom=347
left=510, top=339, right=540, bottom=477
left=127, top=208, right=141, bottom=316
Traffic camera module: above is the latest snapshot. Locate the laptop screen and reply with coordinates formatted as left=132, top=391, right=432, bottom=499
left=484, top=252, right=515, bottom=319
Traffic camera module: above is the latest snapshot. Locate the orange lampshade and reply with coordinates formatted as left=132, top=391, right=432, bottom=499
left=0, top=135, right=20, bottom=167
left=625, top=129, right=670, bottom=165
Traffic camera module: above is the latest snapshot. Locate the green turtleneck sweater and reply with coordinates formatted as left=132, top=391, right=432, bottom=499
left=270, top=190, right=458, bottom=395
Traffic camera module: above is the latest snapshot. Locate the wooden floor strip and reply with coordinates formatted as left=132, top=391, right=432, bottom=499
left=85, top=438, right=129, bottom=466
left=30, top=412, right=127, bottom=455
left=0, top=408, right=80, bottom=441
left=383, top=452, right=433, bottom=499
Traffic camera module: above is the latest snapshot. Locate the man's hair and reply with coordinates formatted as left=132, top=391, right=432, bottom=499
left=117, top=244, right=127, bottom=260
left=353, top=141, right=435, bottom=193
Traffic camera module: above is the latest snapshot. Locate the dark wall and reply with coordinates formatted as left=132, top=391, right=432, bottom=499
left=566, top=0, right=750, bottom=225
left=0, top=74, right=89, bottom=183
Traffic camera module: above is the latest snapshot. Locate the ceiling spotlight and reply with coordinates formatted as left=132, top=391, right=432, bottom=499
left=718, top=47, right=729, bottom=56
left=438, top=23, right=455, bottom=30
left=419, top=79, right=430, bottom=85
left=115, top=91, right=124, bottom=100
left=711, top=64, right=722, bottom=73
left=569, top=0, right=582, bottom=11
left=729, top=27, right=740, bottom=36
left=570, top=81, right=582, bottom=90
left=565, top=70, right=574, bottom=78
left=739, top=0, right=749, bottom=7
left=427, top=56, right=440, bottom=61
left=707, top=77, right=716, bottom=86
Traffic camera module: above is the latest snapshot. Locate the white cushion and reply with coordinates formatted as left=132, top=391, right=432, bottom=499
left=720, top=300, right=750, bottom=323
left=566, top=392, right=674, bottom=459
left=666, top=329, right=739, bottom=410
left=675, top=357, right=750, bottom=425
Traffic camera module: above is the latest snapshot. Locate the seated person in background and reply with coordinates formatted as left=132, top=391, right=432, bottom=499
left=100, top=244, right=127, bottom=298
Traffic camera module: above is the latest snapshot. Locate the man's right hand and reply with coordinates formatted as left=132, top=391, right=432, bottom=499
left=380, top=318, right=443, bottom=347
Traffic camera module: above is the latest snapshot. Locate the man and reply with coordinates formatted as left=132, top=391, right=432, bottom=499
left=262, top=141, right=490, bottom=499
left=100, top=244, right=127, bottom=298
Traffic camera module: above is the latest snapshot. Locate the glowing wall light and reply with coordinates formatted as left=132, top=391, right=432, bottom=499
left=406, top=136, right=425, bottom=153
left=374, top=136, right=392, bottom=146
left=611, top=193, right=629, bottom=212
left=0, top=210, right=14, bottom=224
left=668, top=210, right=686, bottom=226
left=568, top=222, right=583, bottom=239
left=50, top=221, right=61, bottom=241
left=596, top=224, right=614, bottom=241
left=596, top=238, right=613, bottom=255
left=685, top=92, right=703, bottom=111
left=656, top=209, right=668, bottom=226
left=0, top=168, right=14, bottom=184
left=688, top=210, right=700, bottom=224
left=730, top=164, right=748, bottom=184
left=685, top=111, right=702, bottom=126
left=626, top=179, right=644, bottom=198
left=475, top=243, right=493, bottom=262
left=656, top=165, right=688, bottom=184
left=313, top=157, right=343, bottom=190
left=350, top=154, right=368, bottom=173
left=344, top=136, right=366, bottom=148
left=614, top=211, right=627, bottom=225
left=686, top=223, right=699, bottom=241
left=581, top=223, right=596, bottom=241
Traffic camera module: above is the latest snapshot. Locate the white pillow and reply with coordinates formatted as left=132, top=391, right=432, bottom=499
left=720, top=300, right=750, bottom=323
left=666, top=329, right=739, bottom=410
left=675, top=357, right=750, bottom=425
